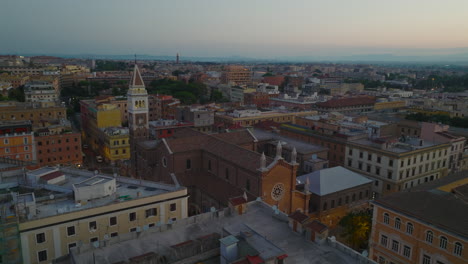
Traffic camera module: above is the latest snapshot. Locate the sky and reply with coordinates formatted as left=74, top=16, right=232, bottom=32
left=1, top=0, right=468, bottom=58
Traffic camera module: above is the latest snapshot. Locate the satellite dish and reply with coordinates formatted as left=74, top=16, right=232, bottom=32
left=93, top=241, right=99, bottom=248
left=49, top=194, right=55, bottom=200
left=103, top=234, right=109, bottom=240
left=143, top=225, right=149, bottom=231
left=136, top=227, right=141, bottom=232
left=272, top=205, right=277, bottom=210
left=256, top=197, right=262, bottom=201
left=210, top=207, right=216, bottom=212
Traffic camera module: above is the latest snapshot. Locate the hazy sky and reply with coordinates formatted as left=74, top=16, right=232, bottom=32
left=1, top=0, right=468, bottom=58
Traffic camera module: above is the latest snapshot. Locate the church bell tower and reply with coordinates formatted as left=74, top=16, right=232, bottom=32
left=127, top=64, right=149, bottom=177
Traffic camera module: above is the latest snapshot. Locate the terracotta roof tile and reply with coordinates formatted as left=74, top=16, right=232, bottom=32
left=288, top=211, right=309, bottom=223
left=304, top=220, right=328, bottom=233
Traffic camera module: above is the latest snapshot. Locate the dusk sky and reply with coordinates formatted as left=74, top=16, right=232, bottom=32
left=1, top=0, right=468, bottom=58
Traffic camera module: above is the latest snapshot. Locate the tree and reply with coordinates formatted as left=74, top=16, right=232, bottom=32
left=210, top=90, right=223, bottom=102
left=262, top=72, right=274, bottom=77
left=338, top=210, right=372, bottom=250
left=8, top=86, right=25, bottom=102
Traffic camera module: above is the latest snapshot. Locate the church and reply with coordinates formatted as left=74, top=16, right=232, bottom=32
left=127, top=65, right=310, bottom=215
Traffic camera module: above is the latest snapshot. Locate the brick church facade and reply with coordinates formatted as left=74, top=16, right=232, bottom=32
left=135, top=128, right=311, bottom=215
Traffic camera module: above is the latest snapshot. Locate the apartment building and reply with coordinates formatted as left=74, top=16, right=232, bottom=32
left=0, top=167, right=188, bottom=264
left=0, top=121, right=36, bottom=162
left=80, top=99, right=130, bottom=162
left=221, top=65, right=252, bottom=86
left=35, top=131, right=82, bottom=167
left=369, top=173, right=468, bottom=264
left=345, top=136, right=451, bottom=197
left=315, top=96, right=376, bottom=114
left=0, top=101, right=66, bottom=126
left=215, top=109, right=317, bottom=128
left=24, top=81, right=59, bottom=103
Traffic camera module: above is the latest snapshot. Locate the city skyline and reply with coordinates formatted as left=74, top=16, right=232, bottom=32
left=1, top=0, right=468, bottom=60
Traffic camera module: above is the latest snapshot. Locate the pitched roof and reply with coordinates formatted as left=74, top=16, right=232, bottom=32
left=297, top=166, right=372, bottom=196
left=163, top=128, right=274, bottom=173
left=305, top=220, right=328, bottom=233
left=40, top=171, right=64, bottom=181
left=288, top=211, right=309, bottom=223
left=373, top=172, right=468, bottom=238
left=316, top=96, right=376, bottom=108
left=212, top=129, right=257, bottom=146
left=130, top=65, right=145, bottom=88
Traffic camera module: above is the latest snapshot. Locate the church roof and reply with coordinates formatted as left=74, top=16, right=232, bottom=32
left=130, top=64, right=145, bottom=88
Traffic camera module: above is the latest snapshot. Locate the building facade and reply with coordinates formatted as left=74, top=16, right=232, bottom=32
left=369, top=174, right=468, bottom=264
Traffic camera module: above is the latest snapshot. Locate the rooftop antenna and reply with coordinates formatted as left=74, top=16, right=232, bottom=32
left=134, top=54, right=137, bottom=65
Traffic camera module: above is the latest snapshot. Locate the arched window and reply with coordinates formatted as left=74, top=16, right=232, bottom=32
left=323, top=202, right=327, bottom=211
left=406, top=223, right=413, bottom=235
left=439, top=236, right=448, bottom=249
left=383, top=213, right=390, bottom=224
left=394, top=218, right=401, bottom=229
left=454, top=242, right=463, bottom=256
left=426, top=231, right=433, bottom=243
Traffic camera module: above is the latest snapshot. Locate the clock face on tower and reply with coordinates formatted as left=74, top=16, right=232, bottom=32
left=271, top=183, right=285, bottom=201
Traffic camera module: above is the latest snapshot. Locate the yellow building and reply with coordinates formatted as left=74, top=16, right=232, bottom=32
left=0, top=101, right=67, bottom=126
left=374, top=100, right=406, bottom=111
left=80, top=99, right=130, bottom=162
left=2, top=167, right=188, bottom=264
left=215, top=109, right=317, bottom=127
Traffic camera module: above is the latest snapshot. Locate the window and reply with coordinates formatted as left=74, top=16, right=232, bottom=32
left=389, top=159, right=393, bottom=166
left=323, top=202, right=327, bottom=211
left=110, top=216, right=117, bottom=226
left=186, top=159, right=191, bottom=169
left=338, top=197, right=342, bottom=206
left=162, top=157, right=167, bottom=167
left=395, top=218, right=401, bottom=230
left=376, top=167, right=380, bottom=175
left=426, top=231, right=433, bottom=243
left=378, top=256, right=385, bottom=264
left=423, top=255, right=431, bottom=264
left=225, top=168, right=229, bottom=180
left=387, top=171, right=393, bottom=179
left=406, top=223, right=413, bottom=235
left=36, top=233, right=45, bottom=243
left=68, top=243, right=77, bottom=253
left=454, top=242, right=463, bottom=256
left=145, top=208, right=157, bottom=218
left=387, top=184, right=391, bottom=190
left=89, top=221, right=97, bottom=230
left=111, top=232, right=118, bottom=237
left=380, top=235, right=388, bottom=246
left=170, top=203, right=177, bottom=211
left=367, top=165, right=371, bottom=172
left=368, top=154, right=372, bottom=161
left=38, top=250, right=47, bottom=262
left=403, top=245, right=411, bottom=258
left=4, top=139, right=9, bottom=144
left=129, top=212, right=137, bottom=221
left=359, top=152, right=363, bottom=158
left=377, top=156, right=381, bottom=163
left=130, top=227, right=137, bottom=232
left=246, top=179, right=250, bottom=191
left=67, top=226, right=76, bottom=236
left=391, top=240, right=399, bottom=252
left=383, top=213, right=390, bottom=224
left=348, top=159, right=352, bottom=166
left=439, top=236, right=448, bottom=249
left=90, top=237, right=98, bottom=243
left=208, top=160, right=211, bottom=171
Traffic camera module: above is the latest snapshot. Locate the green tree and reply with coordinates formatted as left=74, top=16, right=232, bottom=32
left=174, top=91, right=197, bottom=104
left=8, top=86, right=25, bottom=102
left=338, top=210, right=372, bottom=250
